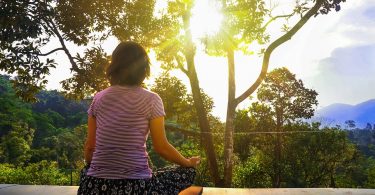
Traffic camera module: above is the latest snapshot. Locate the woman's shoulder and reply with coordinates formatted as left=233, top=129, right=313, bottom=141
left=139, top=88, right=162, bottom=99
left=95, top=86, right=161, bottom=100
left=93, top=87, right=110, bottom=98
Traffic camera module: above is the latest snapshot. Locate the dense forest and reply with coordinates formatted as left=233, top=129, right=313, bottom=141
left=1, top=69, right=375, bottom=188
left=0, top=74, right=88, bottom=185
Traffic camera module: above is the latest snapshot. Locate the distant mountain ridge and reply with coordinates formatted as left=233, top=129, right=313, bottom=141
left=314, top=99, right=375, bottom=128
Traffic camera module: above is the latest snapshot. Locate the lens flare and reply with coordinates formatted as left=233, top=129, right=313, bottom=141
left=190, top=0, right=223, bottom=39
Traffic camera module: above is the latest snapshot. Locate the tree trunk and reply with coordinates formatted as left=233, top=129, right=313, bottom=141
left=223, top=48, right=236, bottom=187
left=273, top=110, right=282, bottom=187
left=182, top=11, right=222, bottom=187
left=330, top=172, right=336, bottom=188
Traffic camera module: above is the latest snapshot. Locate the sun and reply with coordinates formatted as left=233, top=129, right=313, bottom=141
left=190, top=0, right=223, bottom=39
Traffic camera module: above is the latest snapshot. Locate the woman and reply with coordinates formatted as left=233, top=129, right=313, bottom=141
left=77, top=41, right=201, bottom=195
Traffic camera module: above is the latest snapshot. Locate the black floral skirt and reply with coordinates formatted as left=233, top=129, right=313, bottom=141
left=77, top=165, right=196, bottom=195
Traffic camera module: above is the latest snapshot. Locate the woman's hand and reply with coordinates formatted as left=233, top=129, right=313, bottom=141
left=150, top=117, right=201, bottom=167
left=187, top=156, right=201, bottom=167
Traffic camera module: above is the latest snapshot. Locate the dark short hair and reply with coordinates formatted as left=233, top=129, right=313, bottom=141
left=106, top=41, right=150, bottom=86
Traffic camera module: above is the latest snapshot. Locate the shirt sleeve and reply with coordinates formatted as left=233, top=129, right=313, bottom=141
left=87, top=94, right=97, bottom=117
left=150, top=93, right=166, bottom=119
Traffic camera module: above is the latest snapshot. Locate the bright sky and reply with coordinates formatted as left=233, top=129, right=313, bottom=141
left=44, top=0, right=375, bottom=121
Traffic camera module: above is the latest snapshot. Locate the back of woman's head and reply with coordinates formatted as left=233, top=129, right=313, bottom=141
left=106, top=41, right=150, bottom=86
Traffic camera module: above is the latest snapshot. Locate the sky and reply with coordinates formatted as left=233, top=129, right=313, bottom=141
left=44, top=0, right=375, bottom=120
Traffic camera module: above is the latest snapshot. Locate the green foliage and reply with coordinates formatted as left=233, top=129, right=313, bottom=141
left=257, top=67, right=318, bottom=124
left=231, top=68, right=369, bottom=188
left=55, top=127, right=85, bottom=169
left=204, top=0, right=268, bottom=56
left=61, top=47, right=110, bottom=100
left=0, top=75, right=35, bottom=165
left=0, top=161, right=71, bottom=185
left=232, top=122, right=363, bottom=188
left=32, top=90, right=89, bottom=127
left=0, top=0, right=57, bottom=101
left=347, top=130, right=375, bottom=157
left=0, top=76, right=87, bottom=170
left=366, top=160, right=375, bottom=188
left=0, top=0, right=164, bottom=100
left=0, top=123, right=34, bottom=166
left=177, top=141, right=210, bottom=185
left=151, top=72, right=214, bottom=129
left=149, top=72, right=223, bottom=186
left=283, top=124, right=355, bottom=187
left=151, top=72, right=190, bottom=122
left=233, top=148, right=271, bottom=187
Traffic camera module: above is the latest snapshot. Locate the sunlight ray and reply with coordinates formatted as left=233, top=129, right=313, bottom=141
left=190, top=0, right=223, bottom=39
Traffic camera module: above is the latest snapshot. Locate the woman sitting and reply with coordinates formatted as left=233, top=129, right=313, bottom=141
left=77, top=41, right=201, bottom=195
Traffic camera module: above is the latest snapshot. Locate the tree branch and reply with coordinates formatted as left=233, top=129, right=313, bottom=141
left=44, top=18, right=81, bottom=73
left=262, top=13, right=295, bottom=30
left=174, top=55, right=189, bottom=76
left=38, top=48, right=64, bottom=56
left=234, top=0, right=324, bottom=106
left=13, top=48, right=63, bottom=57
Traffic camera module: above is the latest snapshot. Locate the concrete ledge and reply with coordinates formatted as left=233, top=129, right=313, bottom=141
left=0, top=184, right=78, bottom=195
left=202, top=187, right=375, bottom=195
left=1, top=184, right=375, bottom=195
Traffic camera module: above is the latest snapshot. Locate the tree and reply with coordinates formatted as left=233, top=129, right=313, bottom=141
left=0, top=0, right=161, bottom=101
left=283, top=123, right=356, bottom=188
left=345, top=120, right=356, bottom=129
left=201, top=0, right=344, bottom=187
left=55, top=128, right=85, bottom=169
left=365, top=123, right=372, bottom=130
left=256, top=67, right=318, bottom=187
left=232, top=68, right=318, bottom=187
left=151, top=72, right=215, bottom=129
left=151, top=72, right=190, bottom=123
left=233, top=102, right=275, bottom=162
left=205, top=2, right=267, bottom=185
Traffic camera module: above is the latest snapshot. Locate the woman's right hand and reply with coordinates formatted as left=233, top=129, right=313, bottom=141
left=187, top=156, right=201, bottom=167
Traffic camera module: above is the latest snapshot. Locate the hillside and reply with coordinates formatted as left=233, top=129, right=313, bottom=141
left=314, top=99, right=375, bottom=128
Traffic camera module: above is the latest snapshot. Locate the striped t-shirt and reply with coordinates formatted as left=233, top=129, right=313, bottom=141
left=86, top=85, right=165, bottom=179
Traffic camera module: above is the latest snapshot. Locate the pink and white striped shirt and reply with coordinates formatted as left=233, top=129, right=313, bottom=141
left=86, top=85, right=165, bottom=179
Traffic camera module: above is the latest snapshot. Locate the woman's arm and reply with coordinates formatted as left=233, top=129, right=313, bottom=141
left=149, top=116, right=200, bottom=167
left=84, top=115, right=96, bottom=164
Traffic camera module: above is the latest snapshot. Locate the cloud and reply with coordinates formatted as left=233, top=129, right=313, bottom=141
left=363, top=6, right=375, bottom=20
left=318, top=45, right=375, bottom=77
left=336, top=2, right=375, bottom=43
left=308, top=44, right=375, bottom=106
left=300, top=0, right=375, bottom=107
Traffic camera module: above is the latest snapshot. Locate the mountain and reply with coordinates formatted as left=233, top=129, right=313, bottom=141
left=314, top=99, right=375, bottom=129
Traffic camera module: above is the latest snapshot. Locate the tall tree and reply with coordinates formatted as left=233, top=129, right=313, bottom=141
left=199, top=0, right=344, bottom=186
left=256, top=67, right=318, bottom=187
left=208, top=1, right=268, bottom=186
left=154, top=0, right=222, bottom=184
